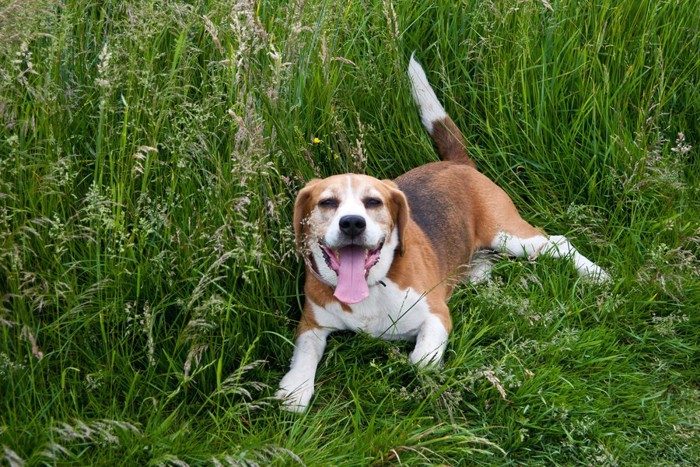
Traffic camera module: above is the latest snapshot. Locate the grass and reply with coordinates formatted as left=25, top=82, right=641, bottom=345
left=1, top=0, right=698, bottom=464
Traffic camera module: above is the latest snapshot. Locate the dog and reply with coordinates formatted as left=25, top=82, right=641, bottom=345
left=276, top=55, right=609, bottom=412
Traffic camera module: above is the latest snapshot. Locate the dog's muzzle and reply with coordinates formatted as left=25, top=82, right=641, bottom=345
left=320, top=232, right=384, bottom=305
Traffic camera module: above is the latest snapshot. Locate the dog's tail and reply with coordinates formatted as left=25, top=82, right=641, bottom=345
left=408, top=55, right=475, bottom=168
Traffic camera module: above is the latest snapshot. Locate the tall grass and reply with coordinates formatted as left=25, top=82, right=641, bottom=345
left=1, top=0, right=698, bottom=464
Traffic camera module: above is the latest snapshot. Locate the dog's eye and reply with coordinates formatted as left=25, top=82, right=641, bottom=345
left=364, top=197, right=383, bottom=208
left=319, top=198, right=338, bottom=208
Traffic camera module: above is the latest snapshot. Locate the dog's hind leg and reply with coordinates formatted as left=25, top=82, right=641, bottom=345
left=489, top=223, right=609, bottom=282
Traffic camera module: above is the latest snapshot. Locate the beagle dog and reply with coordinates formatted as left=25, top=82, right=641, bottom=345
left=277, top=56, right=609, bottom=412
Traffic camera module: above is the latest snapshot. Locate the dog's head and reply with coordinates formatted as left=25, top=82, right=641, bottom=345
left=294, top=174, right=409, bottom=304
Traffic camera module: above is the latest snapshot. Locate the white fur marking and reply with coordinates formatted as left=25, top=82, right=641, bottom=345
left=467, top=251, right=497, bottom=284
left=311, top=278, right=433, bottom=341
left=493, top=231, right=549, bottom=258
left=493, top=232, right=609, bottom=282
left=408, top=55, right=447, bottom=134
left=542, top=235, right=610, bottom=281
left=324, top=177, right=385, bottom=249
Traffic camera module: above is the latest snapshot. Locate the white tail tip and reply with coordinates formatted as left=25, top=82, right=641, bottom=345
left=408, top=54, right=447, bottom=134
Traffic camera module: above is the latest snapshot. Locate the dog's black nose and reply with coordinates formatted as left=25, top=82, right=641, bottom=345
left=339, top=215, right=366, bottom=237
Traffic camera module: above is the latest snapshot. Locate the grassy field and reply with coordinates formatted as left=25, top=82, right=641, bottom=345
left=1, top=0, right=698, bottom=464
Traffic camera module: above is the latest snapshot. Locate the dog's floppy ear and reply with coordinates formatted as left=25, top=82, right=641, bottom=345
left=293, top=179, right=322, bottom=251
left=382, top=180, right=410, bottom=256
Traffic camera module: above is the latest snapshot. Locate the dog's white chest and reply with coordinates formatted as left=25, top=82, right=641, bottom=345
left=310, top=279, right=431, bottom=340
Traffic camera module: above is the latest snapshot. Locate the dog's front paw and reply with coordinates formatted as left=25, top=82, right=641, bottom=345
left=276, top=374, right=314, bottom=413
left=409, top=348, right=443, bottom=369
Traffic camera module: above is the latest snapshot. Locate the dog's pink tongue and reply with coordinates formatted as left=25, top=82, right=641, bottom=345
left=333, top=245, right=369, bottom=304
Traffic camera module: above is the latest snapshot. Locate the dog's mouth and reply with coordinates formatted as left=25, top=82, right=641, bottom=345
left=320, top=242, right=383, bottom=304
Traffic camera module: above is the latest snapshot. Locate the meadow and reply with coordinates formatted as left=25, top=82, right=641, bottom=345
left=1, top=0, right=698, bottom=464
